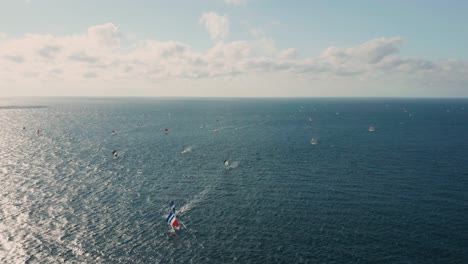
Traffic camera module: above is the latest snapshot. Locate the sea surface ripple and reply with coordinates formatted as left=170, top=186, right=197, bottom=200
left=0, top=98, right=467, bottom=263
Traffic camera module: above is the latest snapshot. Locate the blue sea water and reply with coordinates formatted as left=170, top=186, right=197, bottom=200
left=0, top=97, right=467, bottom=263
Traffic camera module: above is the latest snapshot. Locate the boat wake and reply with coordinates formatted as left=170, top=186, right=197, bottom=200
left=228, top=161, right=239, bottom=169
left=181, top=146, right=192, bottom=154
left=178, top=187, right=210, bottom=216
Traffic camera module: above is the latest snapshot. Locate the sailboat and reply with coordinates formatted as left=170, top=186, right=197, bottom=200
left=310, top=138, right=318, bottom=145
left=166, top=201, right=180, bottom=231
left=165, top=201, right=187, bottom=232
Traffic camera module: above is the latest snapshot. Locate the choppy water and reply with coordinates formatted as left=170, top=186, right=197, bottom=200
left=0, top=97, right=467, bottom=263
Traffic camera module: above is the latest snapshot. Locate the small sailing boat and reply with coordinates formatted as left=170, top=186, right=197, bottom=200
left=166, top=201, right=181, bottom=231
left=368, top=126, right=375, bottom=132
left=310, top=138, right=318, bottom=145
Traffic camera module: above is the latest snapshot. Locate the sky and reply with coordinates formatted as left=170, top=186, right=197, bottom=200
left=0, top=0, right=467, bottom=97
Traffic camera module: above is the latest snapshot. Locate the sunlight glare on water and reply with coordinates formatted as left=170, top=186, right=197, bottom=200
left=1, top=98, right=467, bottom=263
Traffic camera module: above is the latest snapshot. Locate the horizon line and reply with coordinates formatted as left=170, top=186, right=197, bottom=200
left=2, top=95, right=468, bottom=100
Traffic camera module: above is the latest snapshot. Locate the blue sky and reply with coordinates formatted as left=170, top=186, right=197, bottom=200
left=0, top=0, right=467, bottom=97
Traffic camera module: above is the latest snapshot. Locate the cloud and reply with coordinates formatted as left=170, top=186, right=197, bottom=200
left=0, top=23, right=467, bottom=97
left=68, top=52, right=99, bottom=64
left=278, top=48, right=298, bottom=59
left=320, top=37, right=403, bottom=64
left=138, top=40, right=189, bottom=58
left=200, top=12, right=229, bottom=40
left=50, top=68, right=62, bottom=75
left=83, top=72, right=97, bottom=78
left=38, top=45, right=61, bottom=59
left=225, top=0, right=246, bottom=6
left=2, top=55, right=25, bottom=63
left=86, top=23, right=122, bottom=48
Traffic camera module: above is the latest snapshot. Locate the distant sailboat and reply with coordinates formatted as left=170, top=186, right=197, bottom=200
left=368, top=126, right=375, bottom=132
left=310, top=138, right=318, bottom=145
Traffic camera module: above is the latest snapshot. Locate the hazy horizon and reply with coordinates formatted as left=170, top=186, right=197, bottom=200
left=2, top=93, right=468, bottom=99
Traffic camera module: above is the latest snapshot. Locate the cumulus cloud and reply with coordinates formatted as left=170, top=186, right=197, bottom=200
left=68, top=52, right=99, bottom=64
left=83, top=72, right=97, bottom=78
left=2, top=55, right=25, bottom=63
left=278, top=48, right=298, bottom=59
left=50, top=68, right=62, bottom=75
left=38, top=45, right=61, bottom=59
left=321, top=37, right=403, bottom=64
left=0, top=23, right=467, bottom=97
left=86, top=23, right=122, bottom=48
left=200, top=12, right=229, bottom=40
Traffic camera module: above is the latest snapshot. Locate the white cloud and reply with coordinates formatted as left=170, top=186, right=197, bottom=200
left=68, top=52, right=99, bottom=64
left=200, top=12, right=229, bottom=40
left=320, top=37, right=403, bottom=64
left=0, top=23, right=467, bottom=97
left=2, top=55, right=25, bottom=63
left=38, top=45, right=61, bottom=59
left=86, top=23, right=122, bottom=48
left=278, top=48, right=298, bottom=59
left=83, top=72, right=97, bottom=78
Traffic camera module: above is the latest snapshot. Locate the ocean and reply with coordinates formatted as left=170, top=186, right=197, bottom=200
left=0, top=97, right=467, bottom=263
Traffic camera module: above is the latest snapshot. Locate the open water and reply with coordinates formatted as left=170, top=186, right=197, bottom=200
left=0, top=97, right=467, bottom=263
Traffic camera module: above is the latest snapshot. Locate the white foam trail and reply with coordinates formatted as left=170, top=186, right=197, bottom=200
left=181, top=146, right=192, bottom=154
left=178, top=187, right=210, bottom=216
left=229, top=161, right=239, bottom=169
left=212, top=127, right=229, bottom=132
